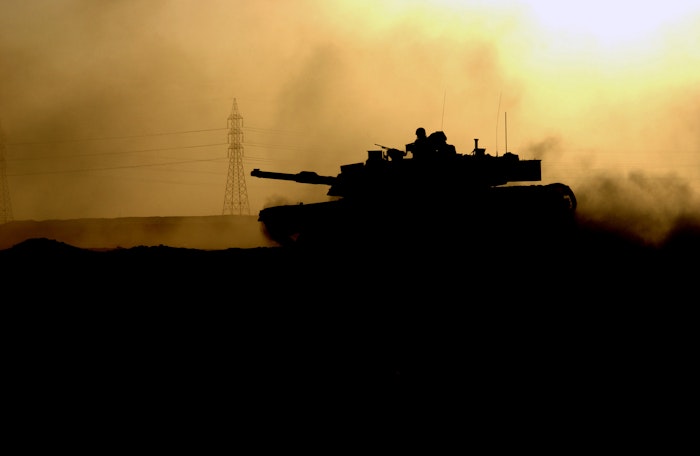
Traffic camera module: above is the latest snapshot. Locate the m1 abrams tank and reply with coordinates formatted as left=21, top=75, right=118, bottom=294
left=251, top=134, right=576, bottom=248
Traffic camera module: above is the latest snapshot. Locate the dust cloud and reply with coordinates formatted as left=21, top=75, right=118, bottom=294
left=1, top=0, right=699, bottom=247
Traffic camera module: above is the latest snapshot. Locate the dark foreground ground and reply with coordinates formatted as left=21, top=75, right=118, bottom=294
left=2, top=215, right=698, bottom=447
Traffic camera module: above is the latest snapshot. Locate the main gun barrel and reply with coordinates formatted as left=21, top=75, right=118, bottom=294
left=251, top=169, right=337, bottom=186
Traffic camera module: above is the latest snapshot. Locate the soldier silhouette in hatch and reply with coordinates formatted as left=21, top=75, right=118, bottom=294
left=406, top=127, right=431, bottom=160
left=427, top=130, right=456, bottom=158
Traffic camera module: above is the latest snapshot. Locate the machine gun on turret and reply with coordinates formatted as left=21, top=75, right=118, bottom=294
left=374, top=143, right=407, bottom=161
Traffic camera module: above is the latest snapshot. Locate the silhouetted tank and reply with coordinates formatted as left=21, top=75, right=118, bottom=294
left=251, top=136, right=577, bottom=247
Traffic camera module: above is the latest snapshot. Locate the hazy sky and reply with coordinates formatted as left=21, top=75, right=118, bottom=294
left=1, top=0, right=699, bottom=243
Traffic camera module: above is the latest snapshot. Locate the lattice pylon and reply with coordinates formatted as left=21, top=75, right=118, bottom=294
left=222, top=98, right=251, bottom=215
left=0, top=121, right=13, bottom=224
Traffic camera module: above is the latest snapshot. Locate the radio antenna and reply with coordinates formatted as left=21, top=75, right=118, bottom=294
left=505, top=111, right=508, bottom=156
left=495, top=91, right=502, bottom=156
left=441, top=89, right=446, bottom=130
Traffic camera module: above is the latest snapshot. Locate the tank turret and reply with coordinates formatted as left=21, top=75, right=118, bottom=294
left=251, top=134, right=576, bottom=247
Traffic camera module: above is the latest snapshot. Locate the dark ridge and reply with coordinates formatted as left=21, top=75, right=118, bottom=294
left=3, top=217, right=697, bottom=429
left=5, top=237, right=97, bottom=256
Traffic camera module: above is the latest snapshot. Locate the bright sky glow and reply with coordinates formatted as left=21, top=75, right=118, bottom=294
left=0, top=0, right=699, bottom=235
left=525, top=1, right=698, bottom=46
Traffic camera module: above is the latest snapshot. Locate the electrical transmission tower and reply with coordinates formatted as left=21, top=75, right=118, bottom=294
left=222, top=98, right=251, bottom=215
left=0, top=121, right=13, bottom=224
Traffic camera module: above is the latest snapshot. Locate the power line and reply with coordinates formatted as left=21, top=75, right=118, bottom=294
left=7, top=142, right=228, bottom=161
left=5, top=127, right=228, bottom=145
left=5, top=125, right=300, bottom=146
left=7, top=156, right=227, bottom=176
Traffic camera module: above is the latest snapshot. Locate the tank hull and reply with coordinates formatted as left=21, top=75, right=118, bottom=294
left=258, top=183, right=576, bottom=248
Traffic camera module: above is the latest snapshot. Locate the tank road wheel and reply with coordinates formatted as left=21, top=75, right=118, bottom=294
left=537, top=183, right=578, bottom=240
left=261, top=223, right=300, bottom=247
left=265, top=227, right=300, bottom=247
left=545, top=183, right=577, bottom=213
left=257, top=204, right=308, bottom=247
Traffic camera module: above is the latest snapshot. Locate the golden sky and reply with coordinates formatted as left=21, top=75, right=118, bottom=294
left=1, top=0, right=699, bottom=242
